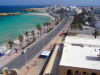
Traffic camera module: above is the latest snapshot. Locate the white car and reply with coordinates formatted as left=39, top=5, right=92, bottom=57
left=22, top=50, right=27, bottom=54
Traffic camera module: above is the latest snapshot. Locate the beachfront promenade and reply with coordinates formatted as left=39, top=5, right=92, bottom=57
left=0, top=13, right=71, bottom=74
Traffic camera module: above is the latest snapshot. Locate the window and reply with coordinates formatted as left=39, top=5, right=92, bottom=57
left=75, top=70, right=78, bottom=73
left=83, top=72, right=86, bottom=74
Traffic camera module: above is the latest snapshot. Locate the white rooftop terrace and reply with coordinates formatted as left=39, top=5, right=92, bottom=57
left=59, top=36, right=100, bottom=70
left=65, top=36, right=100, bottom=46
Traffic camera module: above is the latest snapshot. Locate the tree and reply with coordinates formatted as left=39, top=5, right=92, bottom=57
left=36, top=25, right=40, bottom=38
left=25, top=31, right=29, bottom=45
left=48, top=22, right=51, bottom=29
left=57, top=18, right=59, bottom=22
left=7, top=40, right=15, bottom=54
left=55, top=19, right=57, bottom=25
left=78, top=23, right=82, bottom=29
left=87, top=17, right=93, bottom=22
left=93, top=30, right=99, bottom=38
left=52, top=20, right=54, bottom=28
left=38, top=26, right=42, bottom=37
left=31, top=31, right=35, bottom=42
left=44, top=23, right=46, bottom=33
left=7, top=40, right=15, bottom=49
left=70, top=24, right=73, bottom=30
left=46, top=23, right=49, bottom=31
left=18, top=35, right=23, bottom=50
left=88, top=11, right=92, bottom=16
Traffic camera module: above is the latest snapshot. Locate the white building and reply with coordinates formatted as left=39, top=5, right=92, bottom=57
left=55, top=4, right=63, bottom=10
left=59, top=36, right=100, bottom=75
left=92, top=8, right=100, bottom=14
left=75, top=8, right=82, bottom=14
left=66, top=5, right=76, bottom=10
left=70, top=5, right=77, bottom=9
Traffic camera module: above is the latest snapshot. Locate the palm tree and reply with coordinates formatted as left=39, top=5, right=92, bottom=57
left=52, top=20, right=54, bottom=28
left=36, top=25, right=40, bottom=38
left=93, top=30, right=99, bottom=38
left=70, top=24, right=73, bottom=30
left=44, top=23, right=46, bottom=33
left=48, top=22, right=51, bottom=29
left=87, top=17, right=93, bottom=22
left=55, top=19, right=57, bottom=25
left=31, top=31, right=35, bottom=42
left=46, top=23, right=49, bottom=32
left=60, top=15, right=62, bottom=19
left=79, top=23, right=82, bottom=29
left=39, top=26, right=42, bottom=37
left=57, top=18, right=59, bottom=22
left=18, top=35, right=23, bottom=50
left=25, top=31, right=29, bottom=45
left=7, top=40, right=14, bottom=49
left=7, top=40, right=15, bottom=54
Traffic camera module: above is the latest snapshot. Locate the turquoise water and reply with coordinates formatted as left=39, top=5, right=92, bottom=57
left=0, top=12, right=50, bottom=45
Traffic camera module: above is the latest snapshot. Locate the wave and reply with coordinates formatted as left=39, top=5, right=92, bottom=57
left=17, top=28, right=36, bottom=32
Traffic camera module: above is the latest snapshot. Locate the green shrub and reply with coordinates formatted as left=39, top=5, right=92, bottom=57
left=28, top=43, right=31, bottom=46
left=47, top=28, right=53, bottom=33
left=61, top=39, right=65, bottom=42
left=56, top=22, right=59, bottom=25
left=30, top=42, right=31, bottom=44
left=22, top=47, right=25, bottom=50
left=34, top=38, right=36, bottom=41
left=26, top=45, right=27, bottom=47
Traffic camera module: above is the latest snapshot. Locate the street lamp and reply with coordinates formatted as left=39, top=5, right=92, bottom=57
left=25, top=52, right=27, bottom=67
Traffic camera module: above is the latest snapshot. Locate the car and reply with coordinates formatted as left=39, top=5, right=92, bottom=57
left=22, top=50, right=27, bottom=54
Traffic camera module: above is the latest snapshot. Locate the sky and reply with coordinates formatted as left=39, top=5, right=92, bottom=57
left=0, top=0, right=100, bottom=6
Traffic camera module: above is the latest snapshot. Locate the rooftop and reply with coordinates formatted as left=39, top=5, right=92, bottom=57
left=59, top=36, right=100, bottom=70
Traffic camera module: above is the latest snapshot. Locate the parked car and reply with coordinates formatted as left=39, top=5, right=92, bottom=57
left=22, top=50, right=26, bottom=54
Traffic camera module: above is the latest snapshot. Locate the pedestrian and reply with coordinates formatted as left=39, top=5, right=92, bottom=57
left=42, top=33, right=43, bottom=36
left=27, top=66, right=29, bottom=69
left=34, top=59, right=36, bottom=66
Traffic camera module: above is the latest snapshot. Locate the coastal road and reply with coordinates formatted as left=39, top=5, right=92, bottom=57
left=0, top=15, right=70, bottom=73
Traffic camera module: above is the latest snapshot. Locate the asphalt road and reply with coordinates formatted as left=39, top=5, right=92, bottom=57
left=0, top=15, right=70, bottom=73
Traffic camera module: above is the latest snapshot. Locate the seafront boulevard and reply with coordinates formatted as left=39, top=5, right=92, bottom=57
left=0, top=7, right=66, bottom=70
left=20, top=16, right=72, bottom=75
left=0, top=10, right=71, bottom=74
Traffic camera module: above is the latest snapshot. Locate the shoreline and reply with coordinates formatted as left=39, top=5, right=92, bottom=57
left=0, top=11, right=55, bottom=53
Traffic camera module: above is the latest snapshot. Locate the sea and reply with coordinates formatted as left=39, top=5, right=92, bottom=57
left=0, top=5, right=51, bottom=45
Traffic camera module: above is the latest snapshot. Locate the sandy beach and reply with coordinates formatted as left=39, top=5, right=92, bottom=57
left=0, top=11, right=55, bottom=54
left=28, top=13, right=55, bottom=20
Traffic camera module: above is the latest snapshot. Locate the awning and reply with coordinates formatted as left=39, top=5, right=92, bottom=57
left=61, top=33, right=63, bottom=35
left=40, top=51, right=51, bottom=56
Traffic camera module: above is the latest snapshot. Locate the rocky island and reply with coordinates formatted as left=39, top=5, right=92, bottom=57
left=0, top=13, right=20, bottom=16
left=21, top=8, right=45, bottom=12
